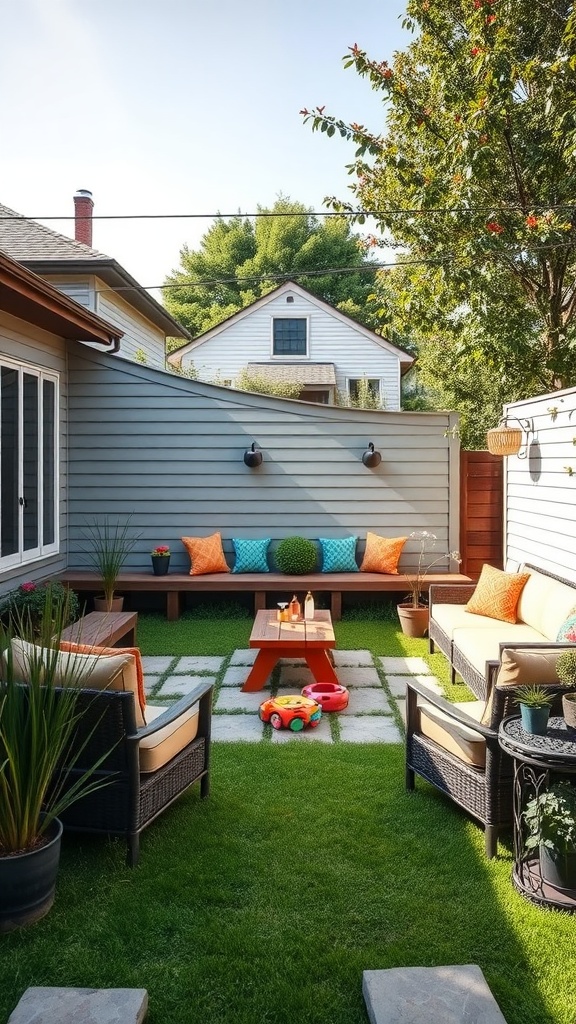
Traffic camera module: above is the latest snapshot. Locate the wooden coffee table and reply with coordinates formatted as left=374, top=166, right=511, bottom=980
left=241, top=609, right=339, bottom=693
left=60, top=611, right=138, bottom=648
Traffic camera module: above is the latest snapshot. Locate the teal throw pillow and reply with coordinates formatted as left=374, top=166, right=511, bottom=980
left=232, top=538, right=271, bottom=574
left=319, top=536, right=359, bottom=573
left=556, top=612, right=576, bottom=644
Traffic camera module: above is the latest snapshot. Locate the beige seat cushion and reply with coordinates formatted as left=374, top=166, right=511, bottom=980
left=431, top=605, right=507, bottom=641
left=452, top=624, right=543, bottom=675
left=516, top=567, right=576, bottom=640
left=10, top=638, right=145, bottom=728
left=418, top=700, right=486, bottom=768
left=480, top=646, right=570, bottom=724
left=139, top=703, right=200, bottom=773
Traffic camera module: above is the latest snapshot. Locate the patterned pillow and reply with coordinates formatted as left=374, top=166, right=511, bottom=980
left=319, top=536, right=359, bottom=573
left=557, top=611, right=576, bottom=643
left=181, top=532, right=230, bottom=576
left=466, top=564, right=530, bottom=623
left=232, top=538, right=271, bottom=574
left=360, top=533, right=407, bottom=574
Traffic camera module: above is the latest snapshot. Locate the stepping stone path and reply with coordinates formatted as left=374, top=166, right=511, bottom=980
left=140, top=652, right=441, bottom=745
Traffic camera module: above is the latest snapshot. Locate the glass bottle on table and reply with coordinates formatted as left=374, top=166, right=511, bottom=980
left=289, top=595, right=301, bottom=621
left=304, top=591, right=315, bottom=620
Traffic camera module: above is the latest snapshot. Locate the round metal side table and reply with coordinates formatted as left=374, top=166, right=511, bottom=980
left=498, top=716, right=576, bottom=912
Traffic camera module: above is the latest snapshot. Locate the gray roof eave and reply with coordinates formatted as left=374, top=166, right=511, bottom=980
left=22, top=257, right=192, bottom=341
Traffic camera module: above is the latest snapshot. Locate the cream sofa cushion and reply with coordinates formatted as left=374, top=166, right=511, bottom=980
left=139, top=704, right=200, bottom=773
left=10, top=638, right=145, bottom=728
left=418, top=700, right=486, bottom=768
left=451, top=624, right=543, bottom=675
left=431, top=604, right=506, bottom=641
left=480, top=646, right=568, bottom=725
left=517, top=568, right=576, bottom=640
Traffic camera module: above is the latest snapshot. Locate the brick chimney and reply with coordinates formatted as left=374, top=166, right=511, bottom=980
left=73, top=189, right=94, bottom=247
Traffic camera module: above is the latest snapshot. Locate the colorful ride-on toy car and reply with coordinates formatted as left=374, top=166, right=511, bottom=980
left=301, top=682, right=349, bottom=712
left=259, top=694, right=322, bottom=731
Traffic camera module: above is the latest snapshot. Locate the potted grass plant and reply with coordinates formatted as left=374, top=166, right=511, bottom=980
left=524, top=781, right=576, bottom=891
left=0, top=588, right=112, bottom=932
left=80, top=515, right=140, bottom=611
left=514, top=685, right=554, bottom=735
left=397, top=531, right=461, bottom=638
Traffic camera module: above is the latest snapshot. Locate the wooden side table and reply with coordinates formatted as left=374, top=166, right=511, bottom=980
left=498, top=716, right=576, bottom=912
left=241, top=609, right=339, bottom=693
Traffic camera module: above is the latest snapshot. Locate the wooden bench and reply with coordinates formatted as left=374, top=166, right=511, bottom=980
left=57, top=571, right=471, bottom=622
left=60, top=610, right=138, bottom=648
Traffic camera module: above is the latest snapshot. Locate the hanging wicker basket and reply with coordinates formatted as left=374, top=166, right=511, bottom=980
left=486, top=424, right=522, bottom=456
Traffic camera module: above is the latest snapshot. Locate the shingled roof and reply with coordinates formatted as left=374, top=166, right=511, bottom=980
left=0, top=201, right=191, bottom=340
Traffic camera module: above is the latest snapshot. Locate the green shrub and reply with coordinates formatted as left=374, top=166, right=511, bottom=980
left=557, top=649, right=576, bottom=687
left=275, top=537, right=318, bottom=575
left=0, top=580, right=80, bottom=636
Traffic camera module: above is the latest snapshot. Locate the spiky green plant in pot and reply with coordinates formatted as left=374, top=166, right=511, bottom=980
left=275, top=537, right=318, bottom=575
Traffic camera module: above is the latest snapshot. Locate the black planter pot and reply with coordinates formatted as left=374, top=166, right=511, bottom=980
left=151, top=556, right=170, bottom=576
left=540, top=844, right=576, bottom=892
left=0, top=817, right=63, bottom=933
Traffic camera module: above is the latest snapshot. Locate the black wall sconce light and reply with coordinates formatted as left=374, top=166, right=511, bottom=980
left=486, top=416, right=533, bottom=459
left=362, top=442, right=382, bottom=468
left=243, top=442, right=263, bottom=468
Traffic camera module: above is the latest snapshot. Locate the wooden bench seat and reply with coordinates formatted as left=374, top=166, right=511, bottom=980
left=57, top=570, right=471, bottom=622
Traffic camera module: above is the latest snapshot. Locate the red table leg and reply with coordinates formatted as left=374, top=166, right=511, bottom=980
left=304, top=650, right=340, bottom=687
left=241, top=650, right=281, bottom=692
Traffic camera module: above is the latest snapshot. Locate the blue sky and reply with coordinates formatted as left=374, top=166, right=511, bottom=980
left=2, top=0, right=409, bottom=296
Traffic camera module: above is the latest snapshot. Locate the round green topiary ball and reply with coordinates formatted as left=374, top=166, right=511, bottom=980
left=557, top=649, right=576, bottom=687
left=275, top=536, right=318, bottom=575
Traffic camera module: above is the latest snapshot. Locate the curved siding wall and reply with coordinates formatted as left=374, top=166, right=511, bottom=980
left=67, top=349, right=461, bottom=574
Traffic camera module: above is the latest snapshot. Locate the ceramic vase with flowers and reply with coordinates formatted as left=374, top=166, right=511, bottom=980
left=151, top=545, right=170, bottom=576
left=397, top=531, right=461, bottom=638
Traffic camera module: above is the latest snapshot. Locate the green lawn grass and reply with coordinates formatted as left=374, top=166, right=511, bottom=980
left=2, top=611, right=574, bottom=1023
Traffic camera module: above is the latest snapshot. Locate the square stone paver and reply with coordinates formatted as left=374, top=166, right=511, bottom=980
left=337, top=666, right=382, bottom=688
left=143, top=674, right=162, bottom=694
left=215, top=689, right=266, bottom=712
left=140, top=656, right=175, bottom=673
left=211, top=715, right=264, bottom=742
left=221, top=665, right=252, bottom=687
left=270, top=716, right=333, bottom=743
left=278, top=657, right=306, bottom=666
left=362, top=965, right=508, bottom=1024
left=173, top=656, right=224, bottom=672
left=386, top=674, right=443, bottom=698
left=229, top=649, right=258, bottom=665
left=278, top=665, right=314, bottom=687
left=340, top=689, right=391, bottom=714
left=333, top=650, right=374, bottom=666
left=156, top=675, right=217, bottom=697
left=379, top=656, right=432, bottom=675
left=339, top=717, right=402, bottom=743
left=7, top=987, right=149, bottom=1024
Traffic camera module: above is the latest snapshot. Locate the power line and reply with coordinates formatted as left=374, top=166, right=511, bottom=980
left=1, top=201, right=576, bottom=222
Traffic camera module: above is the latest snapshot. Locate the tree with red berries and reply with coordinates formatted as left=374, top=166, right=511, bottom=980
left=303, top=0, right=576, bottom=414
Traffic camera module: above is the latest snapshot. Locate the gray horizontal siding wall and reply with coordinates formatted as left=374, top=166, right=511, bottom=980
left=504, top=387, right=576, bottom=583
left=67, top=348, right=460, bottom=574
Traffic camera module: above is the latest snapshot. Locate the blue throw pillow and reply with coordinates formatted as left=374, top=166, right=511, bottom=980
left=319, top=536, right=359, bottom=573
left=232, top=538, right=271, bottom=574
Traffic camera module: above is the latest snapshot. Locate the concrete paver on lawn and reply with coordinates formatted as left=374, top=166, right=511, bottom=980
left=157, top=674, right=218, bottom=697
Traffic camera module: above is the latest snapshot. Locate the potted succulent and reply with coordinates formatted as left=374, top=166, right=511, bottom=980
left=557, top=650, right=576, bottom=729
left=80, top=515, right=140, bottom=611
left=524, top=781, right=576, bottom=891
left=514, top=685, right=554, bottom=735
left=151, top=545, right=171, bottom=576
left=397, top=530, right=461, bottom=638
left=0, top=590, right=110, bottom=932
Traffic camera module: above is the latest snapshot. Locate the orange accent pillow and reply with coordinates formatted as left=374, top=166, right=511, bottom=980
left=465, top=564, right=530, bottom=624
left=182, top=532, right=230, bottom=576
left=360, top=533, right=408, bottom=574
left=59, top=641, right=146, bottom=716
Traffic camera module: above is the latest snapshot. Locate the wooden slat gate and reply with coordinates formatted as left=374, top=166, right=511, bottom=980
left=459, top=451, right=503, bottom=579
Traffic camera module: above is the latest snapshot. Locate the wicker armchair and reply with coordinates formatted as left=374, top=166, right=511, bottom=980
left=56, top=680, right=213, bottom=866
left=405, top=675, right=570, bottom=858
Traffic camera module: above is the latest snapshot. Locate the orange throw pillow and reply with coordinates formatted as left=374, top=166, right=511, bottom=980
left=466, top=564, right=530, bottom=624
left=182, top=532, right=230, bottom=576
left=360, top=533, right=407, bottom=574
left=59, top=641, right=146, bottom=716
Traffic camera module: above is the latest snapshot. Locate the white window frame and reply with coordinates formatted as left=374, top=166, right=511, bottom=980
left=347, top=377, right=383, bottom=403
left=0, top=356, right=59, bottom=570
left=270, top=316, right=310, bottom=359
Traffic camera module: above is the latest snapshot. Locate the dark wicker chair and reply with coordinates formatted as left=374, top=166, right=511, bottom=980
left=56, top=680, right=213, bottom=866
left=405, top=675, right=571, bottom=858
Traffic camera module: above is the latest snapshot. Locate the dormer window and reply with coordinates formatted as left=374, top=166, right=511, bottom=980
left=272, top=317, right=307, bottom=356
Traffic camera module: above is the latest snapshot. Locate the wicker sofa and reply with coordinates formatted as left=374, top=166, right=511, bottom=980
left=428, top=563, right=576, bottom=699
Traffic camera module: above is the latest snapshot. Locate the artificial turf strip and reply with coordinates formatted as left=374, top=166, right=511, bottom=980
left=2, top=744, right=576, bottom=1024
